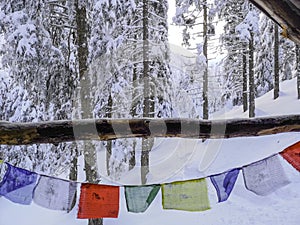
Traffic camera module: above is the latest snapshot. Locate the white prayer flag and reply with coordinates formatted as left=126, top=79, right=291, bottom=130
left=243, top=155, right=290, bottom=196
left=33, top=176, right=77, bottom=211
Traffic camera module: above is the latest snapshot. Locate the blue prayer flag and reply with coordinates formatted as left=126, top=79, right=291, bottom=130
left=0, top=163, right=38, bottom=205
left=210, top=169, right=239, bottom=202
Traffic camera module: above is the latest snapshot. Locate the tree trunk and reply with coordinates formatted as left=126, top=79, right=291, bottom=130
left=105, top=94, right=113, bottom=176
left=141, top=0, right=153, bottom=185
left=142, top=0, right=150, bottom=116
left=202, top=0, right=209, bottom=120
left=128, top=27, right=140, bottom=171
left=75, top=1, right=102, bottom=224
left=274, top=24, right=280, bottom=99
left=69, top=143, right=78, bottom=211
left=130, top=61, right=139, bottom=118
left=242, top=45, right=248, bottom=112
left=76, top=2, right=88, bottom=79
left=249, top=33, right=255, bottom=118
left=296, top=44, right=300, bottom=99
left=129, top=63, right=138, bottom=171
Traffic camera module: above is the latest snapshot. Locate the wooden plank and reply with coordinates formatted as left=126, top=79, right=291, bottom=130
left=250, top=0, right=300, bottom=44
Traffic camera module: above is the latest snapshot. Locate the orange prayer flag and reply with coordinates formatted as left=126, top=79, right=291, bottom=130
left=77, top=183, right=119, bottom=219
left=280, top=141, right=300, bottom=172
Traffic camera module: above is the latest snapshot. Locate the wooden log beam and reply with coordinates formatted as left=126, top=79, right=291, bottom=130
left=0, top=115, right=300, bottom=145
left=249, top=0, right=300, bottom=44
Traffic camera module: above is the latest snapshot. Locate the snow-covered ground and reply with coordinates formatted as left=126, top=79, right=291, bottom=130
left=0, top=78, right=300, bottom=225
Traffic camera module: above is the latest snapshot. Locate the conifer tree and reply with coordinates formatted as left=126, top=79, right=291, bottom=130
left=255, top=15, right=274, bottom=97
left=215, top=0, right=249, bottom=107
left=0, top=0, right=76, bottom=174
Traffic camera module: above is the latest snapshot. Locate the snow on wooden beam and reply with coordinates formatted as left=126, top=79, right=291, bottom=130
left=249, top=0, right=300, bottom=44
left=0, top=115, right=300, bottom=145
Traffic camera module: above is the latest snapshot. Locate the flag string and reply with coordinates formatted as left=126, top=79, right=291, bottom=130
left=0, top=152, right=283, bottom=187
left=0, top=141, right=299, bottom=218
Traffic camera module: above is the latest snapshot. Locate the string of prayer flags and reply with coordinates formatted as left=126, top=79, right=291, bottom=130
left=125, top=185, right=160, bottom=213
left=33, top=175, right=77, bottom=212
left=0, top=163, right=38, bottom=205
left=210, top=168, right=240, bottom=202
left=280, top=141, right=300, bottom=172
left=242, top=155, right=290, bottom=196
left=162, top=178, right=210, bottom=212
left=77, top=183, right=119, bottom=219
left=1, top=146, right=299, bottom=218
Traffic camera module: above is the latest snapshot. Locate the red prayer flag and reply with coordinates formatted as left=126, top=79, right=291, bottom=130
left=280, top=141, right=300, bottom=172
left=77, top=183, right=119, bottom=219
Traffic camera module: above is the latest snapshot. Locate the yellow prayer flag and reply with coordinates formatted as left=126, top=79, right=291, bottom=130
left=162, top=178, right=210, bottom=212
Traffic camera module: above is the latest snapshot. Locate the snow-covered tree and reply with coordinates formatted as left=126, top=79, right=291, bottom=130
left=215, top=0, right=249, bottom=108
left=0, top=0, right=76, bottom=174
left=235, top=3, right=260, bottom=117
left=173, top=0, right=221, bottom=119
left=254, top=15, right=274, bottom=97
left=85, top=0, right=172, bottom=184
left=279, top=37, right=296, bottom=82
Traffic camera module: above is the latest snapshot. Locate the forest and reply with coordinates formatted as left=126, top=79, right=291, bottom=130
left=0, top=1, right=299, bottom=224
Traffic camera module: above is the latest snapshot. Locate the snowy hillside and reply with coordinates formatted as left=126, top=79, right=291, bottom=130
left=213, top=78, right=300, bottom=118
left=0, top=78, right=300, bottom=225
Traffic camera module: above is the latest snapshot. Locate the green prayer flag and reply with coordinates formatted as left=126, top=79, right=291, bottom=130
left=125, top=185, right=160, bottom=213
left=162, top=178, right=210, bottom=212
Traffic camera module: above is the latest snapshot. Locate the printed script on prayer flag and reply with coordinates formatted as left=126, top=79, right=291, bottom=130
left=162, top=178, right=210, bottom=212
left=243, top=155, right=290, bottom=196
left=77, top=183, right=119, bottom=219
left=33, top=175, right=77, bottom=211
